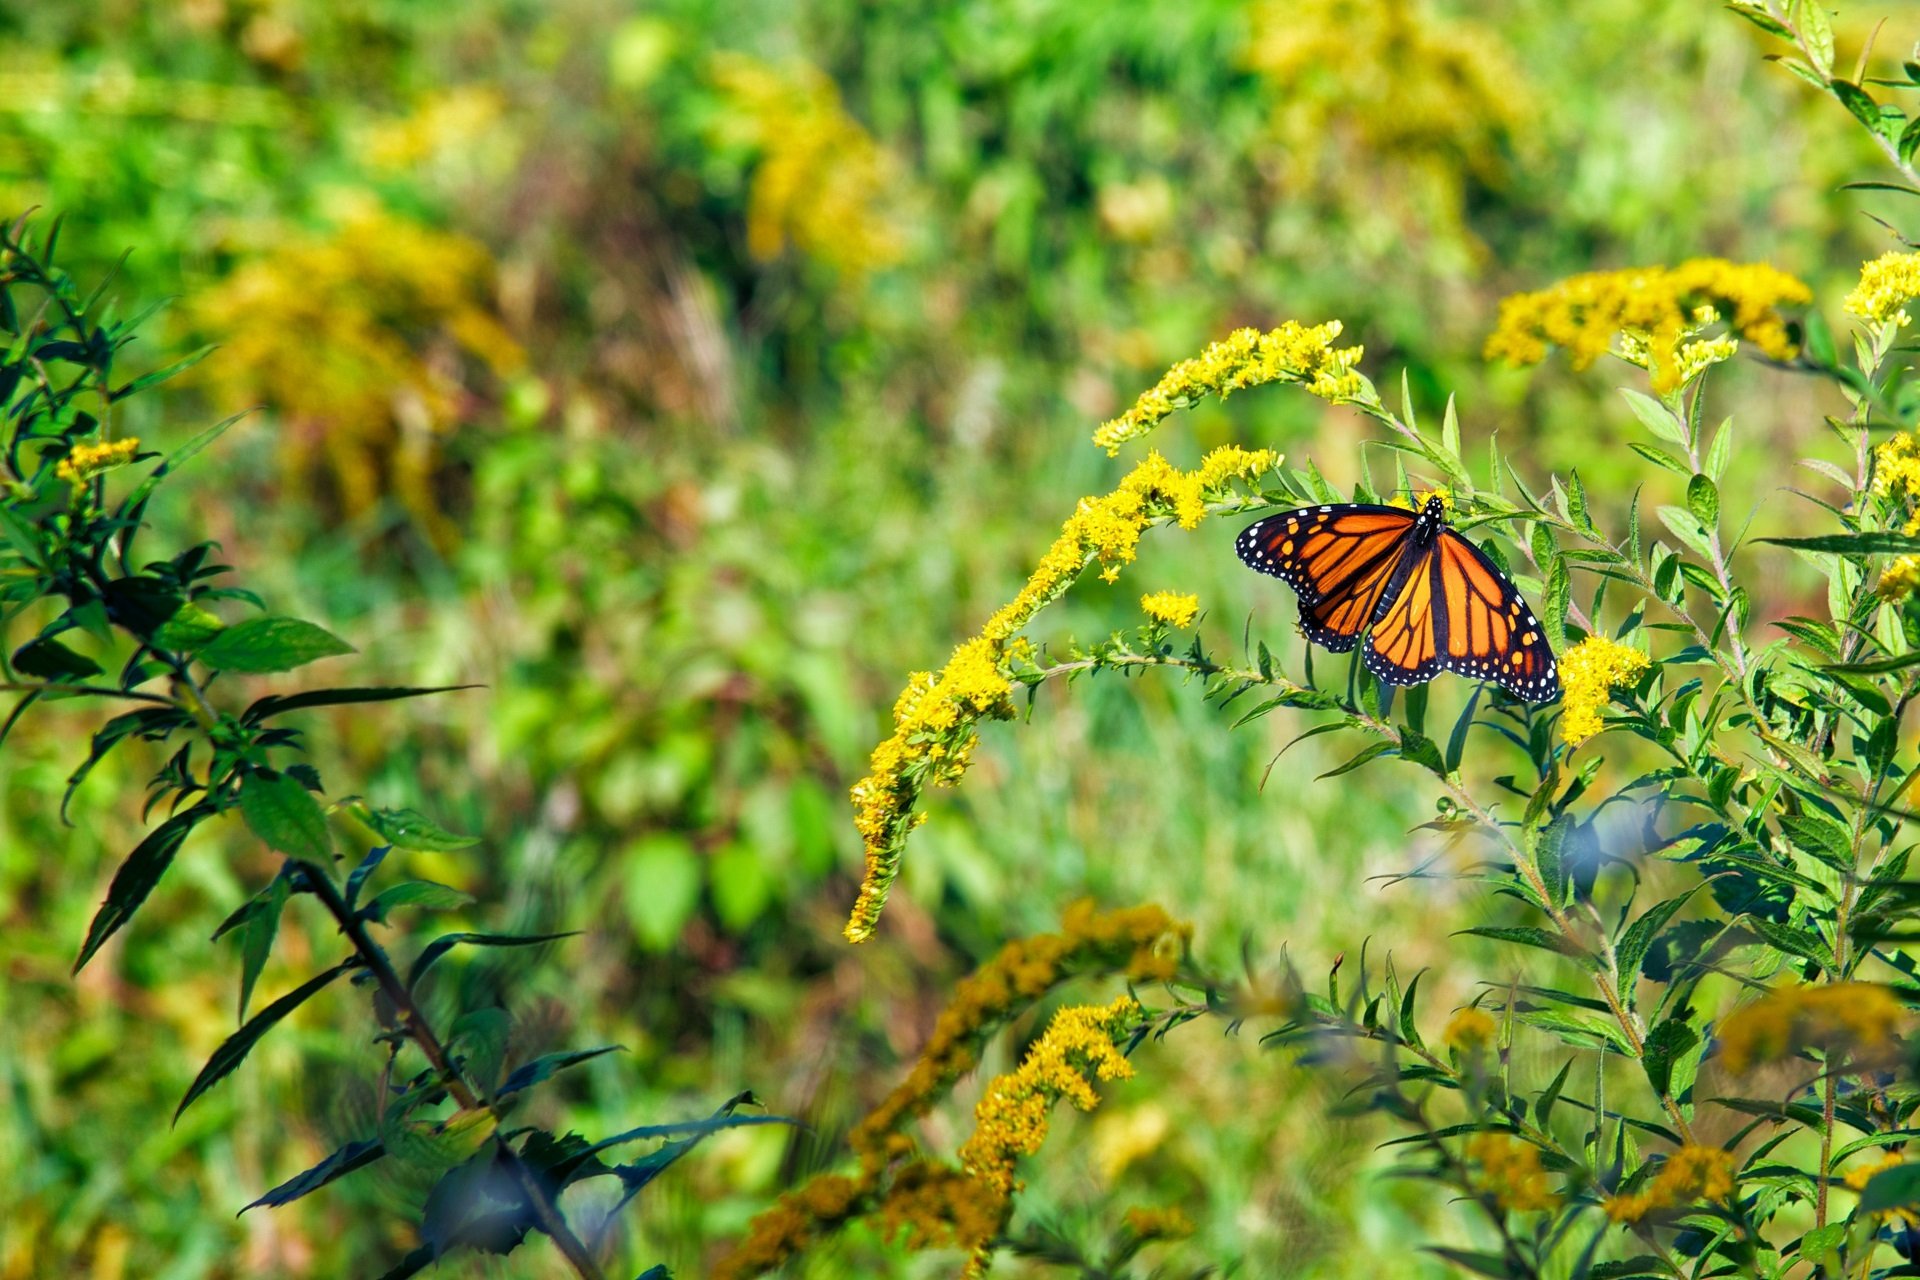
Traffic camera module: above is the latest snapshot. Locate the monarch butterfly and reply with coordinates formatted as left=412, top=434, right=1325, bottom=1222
left=1236, top=496, right=1561, bottom=702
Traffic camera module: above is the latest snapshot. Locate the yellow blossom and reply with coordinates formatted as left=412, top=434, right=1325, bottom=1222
left=1847, top=251, right=1920, bottom=328
left=1846, top=1152, right=1920, bottom=1226
left=708, top=53, right=904, bottom=276
left=1122, top=1205, right=1195, bottom=1241
left=1558, top=636, right=1650, bottom=746
left=1140, top=591, right=1200, bottom=629
left=54, top=436, right=140, bottom=489
left=1092, top=322, right=1364, bottom=455
left=1485, top=259, right=1809, bottom=393
left=1671, top=335, right=1739, bottom=386
left=1603, top=1145, right=1736, bottom=1223
left=1388, top=487, right=1455, bottom=515
left=1718, top=982, right=1906, bottom=1075
left=1443, top=1007, right=1498, bottom=1052
left=1464, top=1133, right=1558, bottom=1213
left=1879, top=556, right=1920, bottom=603
left=846, top=445, right=1277, bottom=942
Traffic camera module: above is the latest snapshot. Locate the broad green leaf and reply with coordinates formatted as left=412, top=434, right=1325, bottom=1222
left=1860, top=1163, right=1920, bottom=1212
left=1794, top=0, right=1834, bottom=75
left=1616, top=885, right=1704, bottom=995
left=1643, top=1016, right=1699, bottom=1096
left=198, top=616, right=354, bottom=674
left=13, top=635, right=101, bottom=679
left=240, top=771, right=333, bottom=860
left=177, top=960, right=356, bottom=1120
left=153, top=602, right=224, bottom=652
left=1830, top=78, right=1881, bottom=129
left=1620, top=388, right=1685, bottom=444
left=241, top=1138, right=386, bottom=1213
left=1686, top=474, right=1719, bottom=530
left=75, top=805, right=212, bottom=972
left=1747, top=917, right=1836, bottom=971
left=355, top=805, right=479, bottom=852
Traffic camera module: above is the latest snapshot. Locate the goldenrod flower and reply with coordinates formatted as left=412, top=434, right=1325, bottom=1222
left=1670, top=335, right=1740, bottom=386
left=1485, top=260, right=1809, bottom=393
left=54, top=436, right=140, bottom=489
left=1847, top=251, right=1920, bottom=328
left=1140, top=591, right=1200, bottom=629
left=846, top=446, right=1276, bottom=942
left=1443, top=1006, right=1498, bottom=1052
left=708, top=53, right=904, bottom=275
left=1718, top=982, right=1906, bottom=1075
left=1122, top=1205, right=1196, bottom=1241
left=1558, top=636, right=1650, bottom=746
left=1093, top=322, right=1364, bottom=455
left=1464, top=1133, right=1558, bottom=1213
left=1389, top=487, right=1454, bottom=515
left=1846, top=1152, right=1920, bottom=1226
left=1603, top=1145, right=1736, bottom=1223
left=1879, top=556, right=1920, bottom=603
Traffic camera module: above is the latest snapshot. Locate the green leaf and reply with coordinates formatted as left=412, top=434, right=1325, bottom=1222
left=13, top=636, right=101, bottom=679
left=1643, top=1016, right=1699, bottom=1096
left=408, top=931, right=576, bottom=989
left=153, top=602, right=224, bottom=652
left=1319, top=742, right=1393, bottom=779
left=1422, top=1249, right=1512, bottom=1279
left=344, top=844, right=390, bottom=909
left=1705, top=418, right=1733, bottom=481
left=450, top=1008, right=513, bottom=1092
left=1830, top=78, right=1881, bottom=129
left=355, top=805, right=479, bottom=852
left=1616, top=886, right=1703, bottom=993
left=1860, top=1163, right=1920, bottom=1212
left=198, top=616, right=354, bottom=674
left=1687, top=474, right=1720, bottom=530
left=1620, top=389, right=1685, bottom=444
left=1460, top=925, right=1585, bottom=958
left=241, top=771, right=333, bottom=860
left=1565, top=469, right=1596, bottom=536
left=75, top=805, right=212, bottom=972
left=243, top=684, right=479, bottom=725
left=1760, top=531, right=1920, bottom=555
left=496, top=1046, right=624, bottom=1099
left=1727, top=2, right=1794, bottom=40
left=1444, top=685, right=1483, bottom=774
left=212, top=870, right=293, bottom=1022
left=360, top=880, right=475, bottom=925
left=177, top=960, right=356, bottom=1120
left=1747, top=917, right=1836, bottom=971
left=1824, top=650, right=1920, bottom=675
left=242, top=1138, right=386, bottom=1213
left=1778, top=813, right=1853, bottom=872
left=1795, top=0, right=1834, bottom=75
left=1901, top=115, right=1920, bottom=167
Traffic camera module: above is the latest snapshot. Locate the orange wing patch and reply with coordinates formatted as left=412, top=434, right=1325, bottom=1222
left=1433, top=532, right=1559, bottom=701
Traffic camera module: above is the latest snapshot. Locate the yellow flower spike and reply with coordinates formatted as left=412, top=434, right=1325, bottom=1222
left=1443, top=1006, right=1498, bottom=1053
left=1140, top=591, right=1200, bottom=629
left=1464, top=1133, right=1558, bottom=1213
left=845, top=445, right=1277, bottom=943
left=1847, top=251, right=1920, bottom=329
left=1717, top=982, right=1906, bottom=1076
left=54, top=437, right=141, bottom=490
left=1558, top=636, right=1651, bottom=747
left=1092, top=322, right=1364, bottom=455
left=1485, top=259, right=1809, bottom=393
left=1602, top=1145, right=1736, bottom=1223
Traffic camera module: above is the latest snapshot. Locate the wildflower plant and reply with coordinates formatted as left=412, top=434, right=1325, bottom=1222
left=0, top=217, right=786, bottom=1279
left=765, top=12, right=1920, bottom=1275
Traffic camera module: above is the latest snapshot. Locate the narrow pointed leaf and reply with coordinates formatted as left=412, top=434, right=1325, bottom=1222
left=177, top=960, right=356, bottom=1121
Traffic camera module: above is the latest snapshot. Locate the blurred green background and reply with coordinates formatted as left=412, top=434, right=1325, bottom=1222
left=4, top=1, right=1918, bottom=1275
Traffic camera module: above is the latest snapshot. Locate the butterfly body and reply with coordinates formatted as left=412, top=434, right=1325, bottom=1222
left=1236, top=497, right=1560, bottom=702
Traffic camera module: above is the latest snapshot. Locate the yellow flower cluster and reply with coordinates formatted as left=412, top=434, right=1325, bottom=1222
left=1443, top=1006, right=1498, bottom=1052
left=1846, top=251, right=1920, bottom=328
left=1140, top=591, right=1200, bottom=629
left=1670, top=335, right=1740, bottom=386
left=1484, top=260, right=1810, bottom=393
left=1879, top=557, right=1920, bottom=603
left=54, top=436, right=140, bottom=489
left=1872, top=433, right=1920, bottom=599
left=1603, top=1146, right=1736, bottom=1223
left=1558, top=636, right=1650, bottom=746
left=1092, top=322, right=1363, bottom=455
left=708, top=53, right=904, bottom=276
left=715, top=903, right=1188, bottom=1280
left=846, top=447, right=1276, bottom=942
left=1389, top=487, right=1455, bottom=515
left=187, top=202, right=522, bottom=542
left=1464, top=1133, right=1558, bottom=1213
left=1718, top=982, right=1906, bottom=1075
left=1846, top=1152, right=1920, bottom=1226
left=1122, top=1205, right=1196, bottom=1241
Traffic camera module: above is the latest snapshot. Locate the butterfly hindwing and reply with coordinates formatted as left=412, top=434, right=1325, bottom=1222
left=1364, top=540, right=1445, bottom=686
left=1432, top=530, right=1561, bottom=702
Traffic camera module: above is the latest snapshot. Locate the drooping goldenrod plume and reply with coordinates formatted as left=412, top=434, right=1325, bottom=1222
left=1847, top=251, right=1920, bottom=328
left=1484, top=259, right=1809, bottom=393
left=1092, top=322, right=1364, bottom=455
left=1603, top=1145, right=1737, bottom=1223
left=1717, top=982, right=1906, bottom=1075
left=1464, top=1133, right=1559, bottom=1213
left=1558, top=636, right=1650, bottom=747
left=952, top=996, right=1141, bottom=1276
left=707, top=53, right=905, bottom=275
left=844, top=446, right=1277, bottom=942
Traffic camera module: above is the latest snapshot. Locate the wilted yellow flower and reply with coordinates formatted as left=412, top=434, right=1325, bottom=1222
left=1718, top=983, right=1906, bottom=1075
left=1464, top=1133, right=1558, bottom=1213
left=1140, top=591, right=1200, bottom=629
left=1603, top=1146, right=1736, bottom=1223
left=846, top=445, right=1277, bottom=942
left=708, top=53, right=904, bottom=276
left=1847, top=251, right=1920, bottom=328
left=1093, top=322, right=1364, bottom=455
left=1444, top=1007, right=1498, bottom=1052
left=1122, top=1205, right=1196, bottom=1241
left=54, top=436, right=140, bottom=489
left=1558, top=637, right=1650, bottom=746
left=1485, top=260, right=1809, bottom=393
left=1847, top=1152, right=1920, bottom=1226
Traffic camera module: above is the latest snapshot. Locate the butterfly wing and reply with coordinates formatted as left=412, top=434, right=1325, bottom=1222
left=1364, top=540, right=1445, bottom=686
left=1237, top=505, right=1416, bottom=653
left=1431, top=529, right=1561, bottom=702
